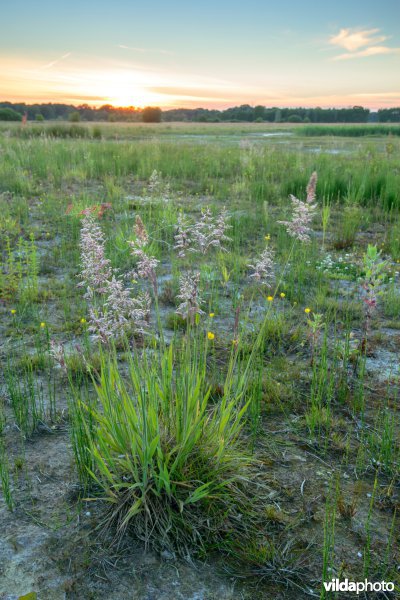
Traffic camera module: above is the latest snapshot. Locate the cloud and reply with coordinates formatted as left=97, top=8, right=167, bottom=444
left=330, top=28, right=387, bottom=51
left=40, top=52, right=71, bottom=70
left=148, top=86, right=230, bottom=103
left=334, top=46, right=400, bottom=60
left=118, top=44, right=174, bottom=56
left=329, top=27, right=400, bottom=60
left=353, top=92, right=400, bottom=98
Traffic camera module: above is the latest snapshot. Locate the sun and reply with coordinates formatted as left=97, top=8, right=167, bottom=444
left=88, top=71, right=167, bottom=108
left=106, top=86, right=161, bottom=108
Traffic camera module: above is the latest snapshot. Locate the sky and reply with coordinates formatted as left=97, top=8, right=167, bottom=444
left=1, top=0, right=400, bottom=110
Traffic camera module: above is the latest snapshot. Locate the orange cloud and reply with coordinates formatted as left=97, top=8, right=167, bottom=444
left=330, top=28, right=388, bottom=52
left=329, top=27, right=400, bottom=60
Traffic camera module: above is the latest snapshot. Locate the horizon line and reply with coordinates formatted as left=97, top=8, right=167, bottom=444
left=1, top=100, right=400, bottom=112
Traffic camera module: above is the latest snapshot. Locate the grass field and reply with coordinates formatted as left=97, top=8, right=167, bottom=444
left=0, top=121, right=399, bottom=599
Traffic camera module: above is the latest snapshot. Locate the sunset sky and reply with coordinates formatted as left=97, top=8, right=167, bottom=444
left=1, top=0, right=399, bottom=109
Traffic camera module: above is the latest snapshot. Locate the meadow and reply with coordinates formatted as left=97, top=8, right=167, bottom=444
left=0, top=121, right=399, bottom=599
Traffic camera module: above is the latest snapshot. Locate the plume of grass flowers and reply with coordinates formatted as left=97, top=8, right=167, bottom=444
left=248, top=245, right=275, bottom=286
left=147, top=169, right=171, bottom=203
left=174, top=206, right=231, bottom=257
left=306, top=171, right=318, bottom=203
left=174, top=212, right=192, bottom=258
left=132, top=214, right=148, bottom=245
left=89, top=277, right=150, bottom=344
left=173, top=208, right=231, bottom=325
left=278, top=171, right=318, bottom=243
left=78, top=212, right=150, bottom=344
left=78, top=212, right=112, bottom=299
left=176, top=271, right=204, bottom=321
left=359, top=244, right=387, bottom=349
left=192, top=206, right=231, bottom=255
left=49, top=339, right=67, bottom=374
left=128, top=215, right=160, bottom=297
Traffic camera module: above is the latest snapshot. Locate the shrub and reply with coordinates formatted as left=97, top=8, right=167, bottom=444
left=92, top=126, right=102, bottom=139
left=0, top=108, right=22, bottom=121
left=69, top=111, right=81, bottom=123
left=142, top=106, right=162, bottom=123
left=287, top=114, right=302, bottom=123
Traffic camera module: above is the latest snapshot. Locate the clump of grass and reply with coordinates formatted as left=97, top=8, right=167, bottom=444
left=333, top=204, right=364, bottom=249
left=14, top=124, right=91, bottom=139
left=0, top=442, right=15, bottom=511
left=366, top=409, right=399, bottom=477
left=383, top=280, right=400, bottom=318
left=77, top=339, right=252, bottom=554
left=384, top=219, right=400, bottom=260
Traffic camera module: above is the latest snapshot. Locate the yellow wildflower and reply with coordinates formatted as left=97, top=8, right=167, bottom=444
left=80, top=318, right=87, bottom=324
left=280, top=292, right=285, bottom=298
left=40, top=322, right=46, bottom=328
left=267, top=295, right=273, bottom=302
left=209, top=312, right=215, bottom=318
left=265, top=234, right=271, bottom=241
left=207, top=331, right=215, bottom=340
left=11, top=309, right=16, bottom=315
left=304, top=307, right=311, bottom=314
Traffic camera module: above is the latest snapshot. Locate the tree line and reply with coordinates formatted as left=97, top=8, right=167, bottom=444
left=1, top=101, right=400, bottom=123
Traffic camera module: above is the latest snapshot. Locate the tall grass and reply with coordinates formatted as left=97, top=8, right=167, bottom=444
left=1, top=133, right=399, bottom=208
left=299, top=125, right=400, bottom=137
left=73, top=335, right=253, bottom=553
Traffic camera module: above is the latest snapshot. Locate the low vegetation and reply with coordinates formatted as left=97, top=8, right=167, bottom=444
left=0, top=122, right=399, bottom=598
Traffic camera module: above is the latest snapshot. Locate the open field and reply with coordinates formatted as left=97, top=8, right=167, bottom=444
left=0, top=122, right=399, bottom=599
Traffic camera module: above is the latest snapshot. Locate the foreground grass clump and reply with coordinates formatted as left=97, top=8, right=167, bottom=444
left=78, top=339, right=252, bottom=554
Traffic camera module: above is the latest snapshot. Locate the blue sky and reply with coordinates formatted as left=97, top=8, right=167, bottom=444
left=1, top=0, right=399, bottom=108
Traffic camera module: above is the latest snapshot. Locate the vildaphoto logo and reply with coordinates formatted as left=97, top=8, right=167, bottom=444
left=323, top=579, right=395, bottom=594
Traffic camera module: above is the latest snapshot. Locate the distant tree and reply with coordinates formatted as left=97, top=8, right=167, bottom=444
left=35, top=113, right=44, bottom=122
left=0, top=107, right=22, bottom=121
left=339, top=106, right=369, bottom=123
left=287, top=114, right=302, bottom=123
left=377, top=108, right=400, bottom=122
left=142, top=106, right=162, bottom=123
left=236, top=104, right=254, bottom=121
left=0, top=101, right=385, bottom=124
left=263, top=108, right=275, bottom=122
left=69, top=111, right=81, bottom=123
left=254, top=105, right=266, bottom=121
